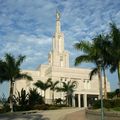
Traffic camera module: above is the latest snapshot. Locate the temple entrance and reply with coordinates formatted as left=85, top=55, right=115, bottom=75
left=75, top=94, right=78, bottom=107
left=87, top=94, right=98, bottom=107
left=80, top=94, right=84, bottom=107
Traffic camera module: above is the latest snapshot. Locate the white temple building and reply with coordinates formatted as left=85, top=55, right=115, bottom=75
left=15, top=12, right=111, bottom=108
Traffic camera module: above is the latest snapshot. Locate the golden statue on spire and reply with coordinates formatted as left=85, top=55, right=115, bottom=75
left=56, top=10, right=61, bottom=21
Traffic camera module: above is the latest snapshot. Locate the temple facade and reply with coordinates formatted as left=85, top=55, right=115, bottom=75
left=14, top=12, right=110, bottom=107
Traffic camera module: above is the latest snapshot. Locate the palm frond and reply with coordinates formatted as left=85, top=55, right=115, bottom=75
left=75, top=55, right=92, bottom=66
left=16, top=55, right=26, bottom=67
left=89, top=67, right=98, bottom=80
left=74, top=41, right=92, bottom=52
left=16, top=73, right=33, bottom=81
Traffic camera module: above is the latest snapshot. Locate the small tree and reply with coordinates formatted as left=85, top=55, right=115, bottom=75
left=47, top=78, right=59, bottom=104
left=0, top=53, right=32, bottom=112
left=34, top=79, right=51, bottom=103
left=13, top=88, right=28, bottom=106
left=57, top=81, right=77, bottom=106
left=28, top=88, right=44, bottom=106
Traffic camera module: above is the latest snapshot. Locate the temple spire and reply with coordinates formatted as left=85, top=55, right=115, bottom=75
left=56, top=10, right=61, bottom=34
left=48, top=10, right=69, bottom=67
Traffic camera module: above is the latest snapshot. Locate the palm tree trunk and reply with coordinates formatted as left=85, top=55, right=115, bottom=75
left=9, top=80, right=14, bottom=112
left=98, top=67, right=101, bottom=99
left=103, top=67, right=107, bottom=99
left=52, top=91, right=54, bottom=104
left=117, top=61, right=120, bottom=90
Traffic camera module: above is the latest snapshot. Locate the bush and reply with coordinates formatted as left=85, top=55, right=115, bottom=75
left=33, top=104, right=49, bottom=110
left=93, top=99, right=120, bottom=109
left=0, top=104, right=10, bottom=113
left=93, top=100, right=101, bottom=109
left=14, top=105, right=31, bottom=111
left=28, top=88, right=44, bottom=106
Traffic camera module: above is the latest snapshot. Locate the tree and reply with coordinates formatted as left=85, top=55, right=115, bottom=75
left=28, top=88, right=44, bottom=106
left=47, top=78, right=59, bottom=104
left=109, top=23, right=120, bottom=89
left=74, top=40, right=102, bottom=98
left=13, top=88, right=29, bottom=106
left=57, top=81, right=77, bottom=106
left=34, top=79, right=51, bottom=103
left=0, top=53, right=32, bottom=112
left=74, top=34, right=110, bottom=99
left=89, top=34, right=111, bottom=99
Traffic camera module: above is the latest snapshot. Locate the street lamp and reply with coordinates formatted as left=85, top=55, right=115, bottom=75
left=98, top=59, right=104, bottom=120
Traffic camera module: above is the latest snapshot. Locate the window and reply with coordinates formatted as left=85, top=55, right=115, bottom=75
left=83, top=79, right=91, bottom=89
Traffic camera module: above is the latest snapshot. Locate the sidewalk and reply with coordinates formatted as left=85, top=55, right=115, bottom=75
left=0, top=108, right=86, bottom=120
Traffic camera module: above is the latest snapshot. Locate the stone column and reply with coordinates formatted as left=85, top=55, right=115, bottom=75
left=78, top=94, right=81, bottom=107
left=84, top=94, right=87, bottom=108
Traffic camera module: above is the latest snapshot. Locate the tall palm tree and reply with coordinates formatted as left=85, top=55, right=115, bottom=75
left=47, top=78, right=59, bottom=104
left=74, top=40, right=102, bottom=97
left=34, top=79, right=51, bottom=103
left=109, top=23, right=120, bottom=89
left=57, top=81, right=77, bottom=106
left=89, top=34, right=111, bottom=99
left=0, top=53, right=32, bottom=112
left=74, top=34, right=111, bottom=99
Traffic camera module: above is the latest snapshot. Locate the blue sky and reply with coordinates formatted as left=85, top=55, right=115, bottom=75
left=0, top=0, right=120, bottom=98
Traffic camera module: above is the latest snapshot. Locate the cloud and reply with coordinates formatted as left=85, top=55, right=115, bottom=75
left=0, top=0, right=120, bottom=93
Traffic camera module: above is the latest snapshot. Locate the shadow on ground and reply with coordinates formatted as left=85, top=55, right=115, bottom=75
left=0, top=113, right=49, bottom=120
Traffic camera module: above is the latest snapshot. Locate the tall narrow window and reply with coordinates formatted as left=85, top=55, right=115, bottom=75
left=60, top=56, right=63, bottom=67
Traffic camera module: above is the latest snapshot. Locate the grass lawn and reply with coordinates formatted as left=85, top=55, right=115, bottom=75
left=112, top=107, right=120, bottom=111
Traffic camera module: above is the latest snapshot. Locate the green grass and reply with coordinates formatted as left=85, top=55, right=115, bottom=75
left=112, top=107, right=120, bottom=111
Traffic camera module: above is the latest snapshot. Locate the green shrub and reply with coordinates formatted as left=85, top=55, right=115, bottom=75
left=33, top=104, right=49, bottom=110
left=112, top=107, right=120, bottom=111
left=28, top=88, right=44, bottom=106
left=93, top=100, right=101, bottom=109
left=0, top=104, right=10, bottom=113
left=14, top=105, right=31, bottom=111
left=93, top=99, right=120, bottom=109
left=113, top=99, right=120, bottom=107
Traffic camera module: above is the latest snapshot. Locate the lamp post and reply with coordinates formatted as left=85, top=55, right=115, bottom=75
left=98, top=59, right=104, bottom=120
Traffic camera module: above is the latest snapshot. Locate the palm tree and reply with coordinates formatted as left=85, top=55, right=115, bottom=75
left=74, top=34, right=110, bottom=99
left=0, top=53, right=32, bottom=112
left=47, top=78, right=59, bottom=104
left=57, top=81, right=77, bottom=106
left=109, top=23, right=120, bottom=89
left=74, top=38, right=106, bottom=119
left=13, top=88, right=29, bottom=106
left=34, top=79, right=51, bottom=103
left=74, top=40, right=102, bottom=97
left=28, top=88, right=44, bottom=106
left=89, top=34, right=111, bottom=99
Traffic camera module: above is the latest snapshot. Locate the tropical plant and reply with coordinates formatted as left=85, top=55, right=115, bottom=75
left=74, top=34, right=111, bottom=99
left=109, top=23, right=120, bottom=89
left=89, top=34, right=111, bottom=99
left=57, top=81, right=77, bottom=106
left=28, top=88, right=44, bottom=106
left=47, top=78, right=59, bottom=104
left=34, top=79, right=51, bottom=103
left=0, top=53, right=32, bottom=112
left=13, top=88, right=28, bottom=106
left=74, top=40, right=102, bottom=98
left=115, top=89, right=120, bottom=98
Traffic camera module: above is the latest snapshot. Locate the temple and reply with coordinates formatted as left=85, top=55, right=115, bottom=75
left=14, top=11, right=110, bottom=107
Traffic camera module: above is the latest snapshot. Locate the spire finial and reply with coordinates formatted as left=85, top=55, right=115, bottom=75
left=56, top=10, right=61, bottom=21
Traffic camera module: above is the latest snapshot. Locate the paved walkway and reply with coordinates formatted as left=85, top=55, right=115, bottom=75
left=0, top=108, right=86, bottom=120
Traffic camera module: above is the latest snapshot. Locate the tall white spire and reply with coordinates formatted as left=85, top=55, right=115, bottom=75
left=53, top=10, right=64, bottom=53
left=56, top=10, right=61, bottom=34
left=48, top=11, right=69, bottom=67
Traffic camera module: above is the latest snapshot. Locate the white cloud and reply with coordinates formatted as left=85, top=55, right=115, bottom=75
left=0, top=0, right=120, bottom=92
